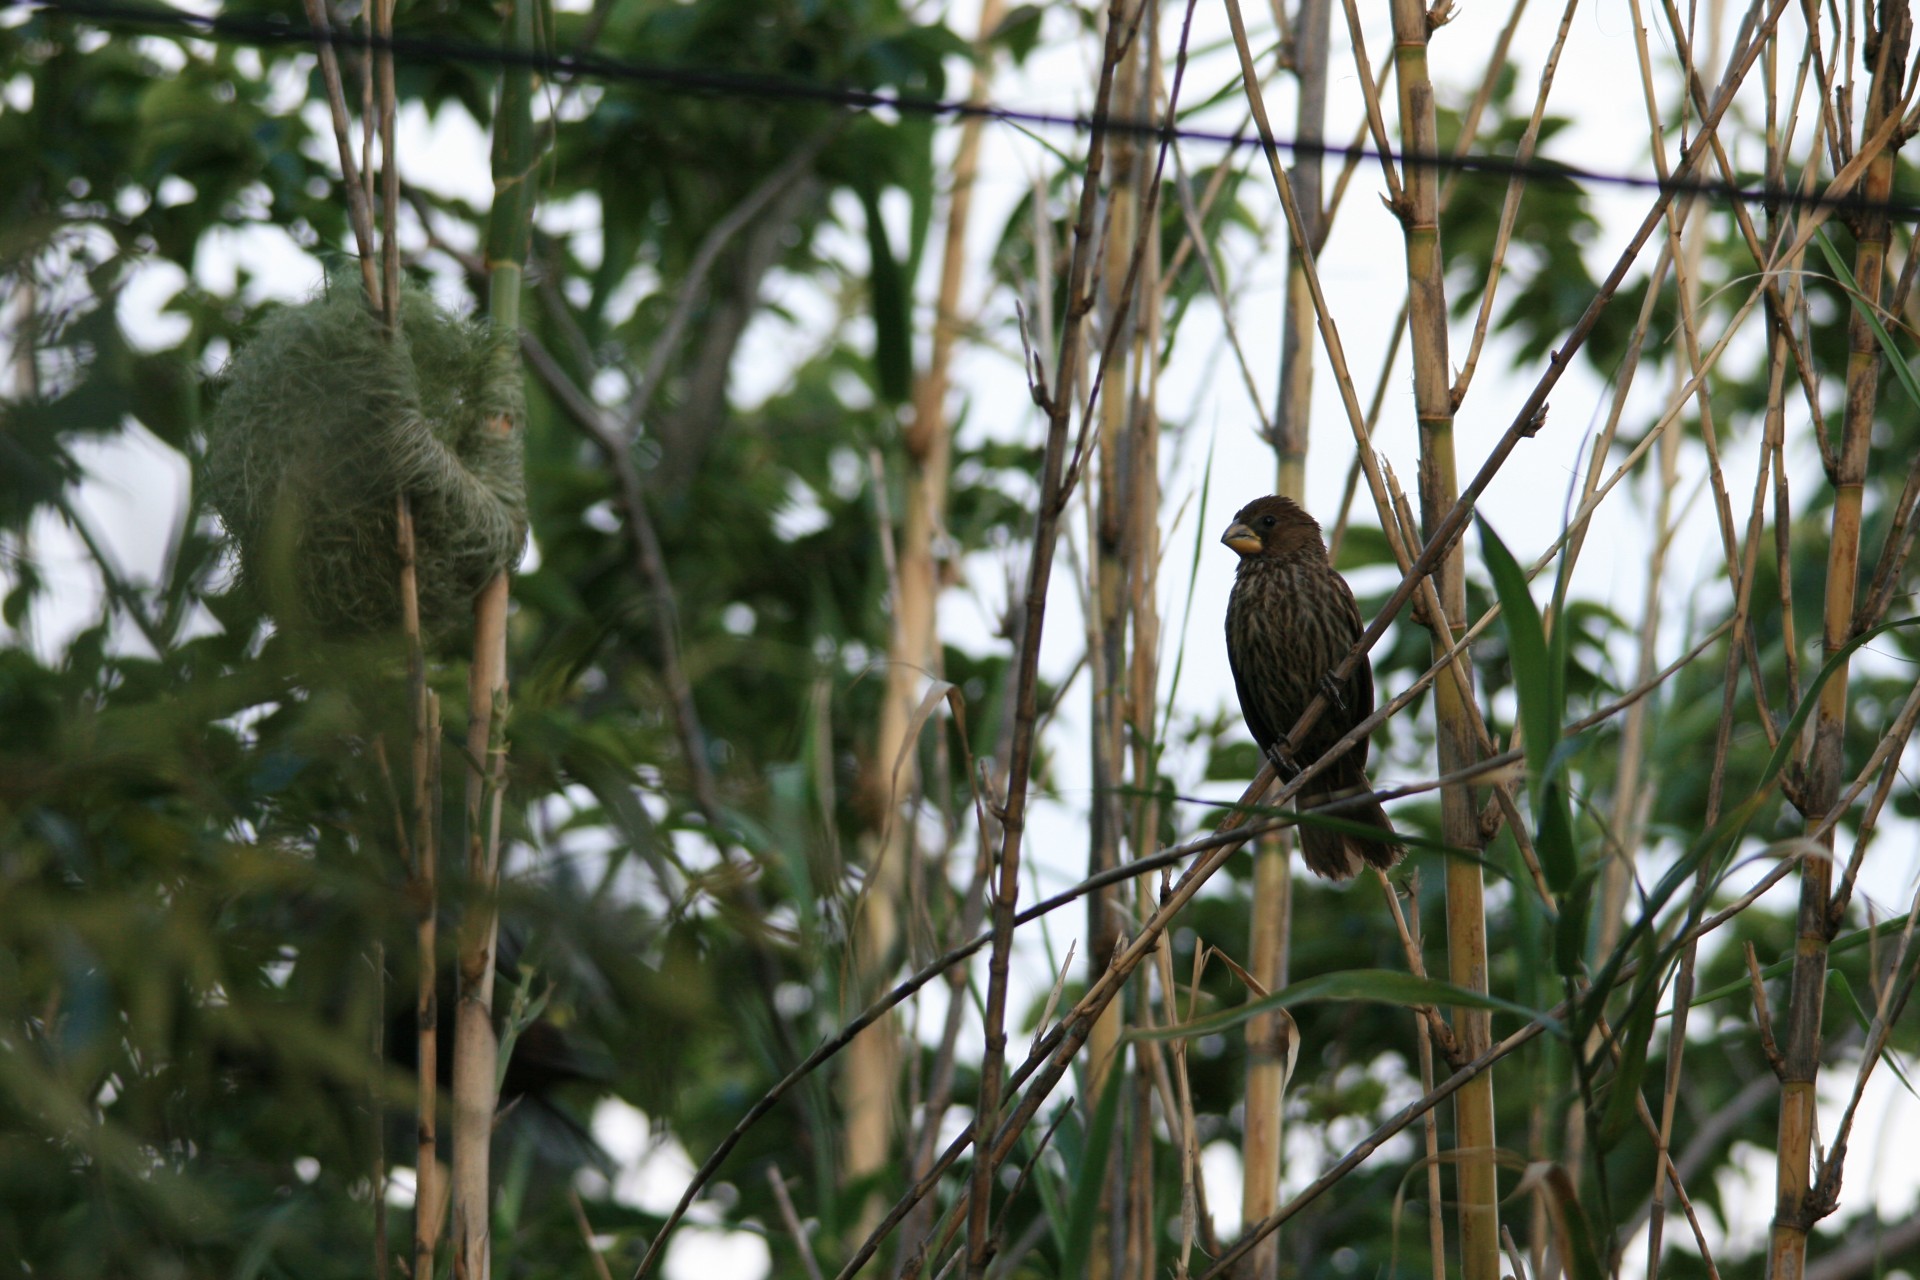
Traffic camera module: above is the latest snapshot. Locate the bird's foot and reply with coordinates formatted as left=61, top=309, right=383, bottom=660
left=1316, top=672, right=1347, bottom=711
left=1264, top=742, right=1301, bottom=780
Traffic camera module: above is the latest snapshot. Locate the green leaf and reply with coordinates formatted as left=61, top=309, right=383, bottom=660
left=1689, top=915, right=1909, bottom=1008
left=857, top=179, right=913, bottom=405
left=990, top=4, right=1046, bottom=63
left=1597, top=979, right=1659, bottom=1151
left=1552, top=867, right=1592, bottom=980
left=1827, top=968, right=1918, bottom=1099
left=1060, top=1066, right=1126, bottom=1278
left=1480, top=517, right=1578, bottom=897
left=1814, top=229, right=1920, bottom=413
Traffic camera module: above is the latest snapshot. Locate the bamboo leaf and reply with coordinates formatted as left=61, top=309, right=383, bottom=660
left=857, top=180, right=913, bottom=405
left=1689, top=916, right=1910, bottom=1008
left=1519, top=1163, right=1605, bottom=1280
left=1028, top=1102, right=1073, bottom=1261
left=1814, top=229, right=1920, bottom=412
left=1480, top=517, right=1578, bottom=897
left=1061, top=1066, right=1126, bottom=1277
left=1827, top=968, right=1918, bottom=1098
left=1597, top=979, right=1659, bottom=1151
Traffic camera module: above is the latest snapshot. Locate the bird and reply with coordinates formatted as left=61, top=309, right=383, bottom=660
left=1222, top=494, right=1403, bottom=880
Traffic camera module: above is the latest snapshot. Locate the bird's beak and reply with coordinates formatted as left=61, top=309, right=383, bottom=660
left=1221, top=521, right=1262, bottom=556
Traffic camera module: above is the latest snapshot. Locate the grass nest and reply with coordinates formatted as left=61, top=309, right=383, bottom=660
left=203, top=279, right=527, bottom=645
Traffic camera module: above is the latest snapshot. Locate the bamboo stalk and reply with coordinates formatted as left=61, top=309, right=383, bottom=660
left=1385, top=3, right=1496, bottom=1276
left=299, top=0, right=380, bottom=305
left=376, top=0, right=399, bottom=330
left=1771, top=8, right=1911, bottom=1277
left=1124, top=25, right=1167, bottom=1278
left=450, top=0, right=536, bottom=1270
left=1241, top=0, right=1328, bottom=1271
left=451, top=572, right=509, bottom=1280
left=1631, top=12, right=1814, bottom=1276
left=371, top=937, right=388, bottom=1280
left=1084, top=14, right=1148, bottom=1279
left=399, top=494, right=444, bottom=1277
left=1273, top=0, right=1328, bottom=495
left=1083, top=0, right=1143, bottom=1077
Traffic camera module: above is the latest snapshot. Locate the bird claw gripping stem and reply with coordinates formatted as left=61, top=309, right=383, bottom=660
left=1316, top=672, right=1347, bottom=711
left=1263, top=742, right=1302, bottom=781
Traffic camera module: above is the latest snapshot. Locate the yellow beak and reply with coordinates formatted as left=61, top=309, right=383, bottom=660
left=1221, top=521, right=1262, bottom=556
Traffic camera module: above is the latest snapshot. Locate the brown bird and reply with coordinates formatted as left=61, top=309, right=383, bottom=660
left=1222, top=495, right=1403, bottom=880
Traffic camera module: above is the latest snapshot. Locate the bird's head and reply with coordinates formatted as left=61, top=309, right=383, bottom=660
left=1221, top=495, right=1324, bottom=560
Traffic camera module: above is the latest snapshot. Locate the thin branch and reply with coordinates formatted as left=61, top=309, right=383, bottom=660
left=299, top=0, right=380, bottom=303
left=617, top=129, right=837, bottom=444
left=519, top=330, right=730, bottom=844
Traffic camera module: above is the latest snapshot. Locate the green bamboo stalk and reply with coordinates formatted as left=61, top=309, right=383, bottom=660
left=1387, top=3, right=1497, bottom=1278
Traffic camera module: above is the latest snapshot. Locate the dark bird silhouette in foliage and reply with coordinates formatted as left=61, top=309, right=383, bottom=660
left=386, top=933, right=613, bottom=1174
left=1222, top=495, right=1403, bottom=880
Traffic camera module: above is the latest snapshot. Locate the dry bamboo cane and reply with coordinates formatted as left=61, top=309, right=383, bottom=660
left=1085, top=12, right=1147, bottom=1279
left=399, top=495, right=445, bottom=1275
left=451, top=571, right=509, bottom=1280
left=1772, top=7, right=1912, bottom=1278
left=351, top=5, right=437, bottom=1271
left=1124, top=24, right=1167, bottom=1277
left=1634, top=15, right=1818, bottom=1268
left=1386, top=3, right=1497, bottom=1278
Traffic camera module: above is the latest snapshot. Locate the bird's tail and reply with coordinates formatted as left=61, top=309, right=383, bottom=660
left=1297, top=759, right=1403, bottom=881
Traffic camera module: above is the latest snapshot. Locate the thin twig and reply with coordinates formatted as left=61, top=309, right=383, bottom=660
left=569, top=1189, right=617, bottom=1280
left=299, top=0, right=379, bottom=304
left=618, top=130, right=837, bottom=443
left=765, top=1166, right=826, bottom=1280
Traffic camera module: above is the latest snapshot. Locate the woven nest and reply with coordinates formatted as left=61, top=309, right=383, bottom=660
left=202, top=280, right=528, bottom=644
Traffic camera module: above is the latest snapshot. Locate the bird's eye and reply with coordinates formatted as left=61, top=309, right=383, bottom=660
left=1259, top=516, right=1276, bottom=529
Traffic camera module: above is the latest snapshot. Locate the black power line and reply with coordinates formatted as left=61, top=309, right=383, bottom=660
left=22, top=0, right=1920, bottom=223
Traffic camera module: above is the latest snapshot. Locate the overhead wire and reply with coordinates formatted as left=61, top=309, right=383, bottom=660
left=21, top=0, right=1920, bottom=222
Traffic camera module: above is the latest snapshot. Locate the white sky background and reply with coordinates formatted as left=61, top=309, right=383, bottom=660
left=12, top=0, right=1920, bottom=1273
